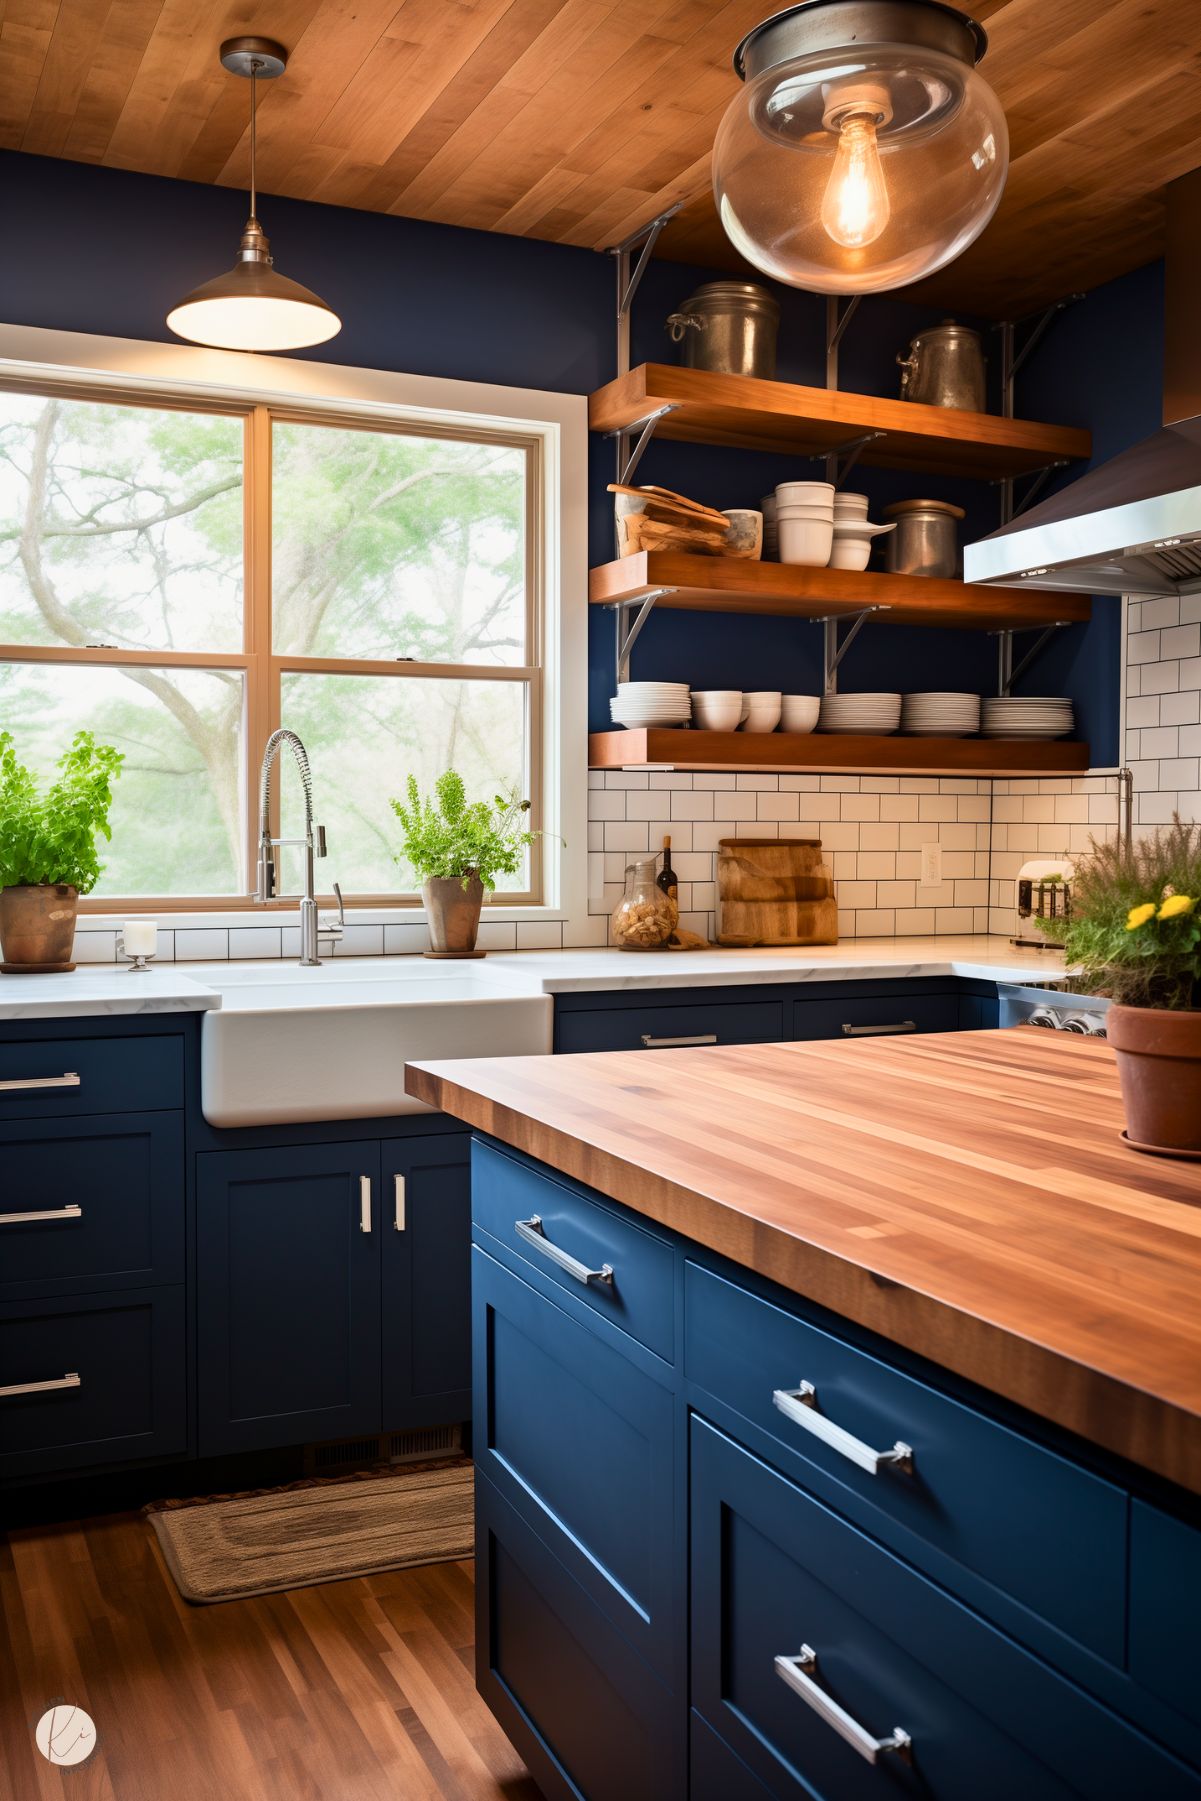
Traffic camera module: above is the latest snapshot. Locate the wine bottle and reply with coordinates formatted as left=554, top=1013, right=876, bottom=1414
left=657, top=834, right=678, bottom=904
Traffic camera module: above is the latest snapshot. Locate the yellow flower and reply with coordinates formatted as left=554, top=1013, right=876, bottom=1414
left=1157, top=893, right=1196, bottom=921
left=1126, top=903, right=1157, bottom=930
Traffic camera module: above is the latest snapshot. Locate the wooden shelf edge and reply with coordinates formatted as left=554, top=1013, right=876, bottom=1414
left=588, top=728, right=1091, bottom=777
left=588, top=552, right=1091, bottom=632
left=588, top=364, right=1091, bottom=479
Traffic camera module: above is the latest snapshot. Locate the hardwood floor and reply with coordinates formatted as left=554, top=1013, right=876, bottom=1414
left=0, top=1512, right=542, bottom=1801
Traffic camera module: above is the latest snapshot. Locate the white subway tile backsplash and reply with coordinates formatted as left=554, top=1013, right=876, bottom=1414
left=229, top=927, right=281, bottom=959
left=174, top=928, right=229, bottom=961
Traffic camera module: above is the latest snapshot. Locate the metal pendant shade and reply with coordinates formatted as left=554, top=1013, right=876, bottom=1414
left=166, top=38, right=341, bottom=353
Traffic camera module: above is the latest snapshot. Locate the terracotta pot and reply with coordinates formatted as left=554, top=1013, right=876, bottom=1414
left=422, top=875, right=485, bottom=956
left=0, top=883, right=79, bottom=971
left=1107, top=1003, right=1201, bottom=1156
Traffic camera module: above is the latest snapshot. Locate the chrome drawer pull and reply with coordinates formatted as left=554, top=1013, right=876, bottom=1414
left=773, top=1383, right=913, bottom=1475
left=0, top=1071, right=81, bottom=1092
left=359, top=1175, right=372, bottom=1233
left=775, top=1649, right=912, bottom=1765
left=0, top=1371, right=81, bottom=1399
left=841, top=1021, right=916, bottom=1037
left=515, top=1215, right=614, bottom=1287
left=640, top=1033, right=718, bottom=1049
left=393, top=1174, right=406, bottom=1233
left=0, top=1204, right=83, bottom=1226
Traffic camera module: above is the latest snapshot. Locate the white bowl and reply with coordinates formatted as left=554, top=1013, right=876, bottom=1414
left=778, top=516, right=834, bottom=566
left=781, top=694, right=820, bottom=733
left=692, top=703, right=742, bottom=732
left=740, top=691, right=783, bottom=733
left=832, top=491, right=870, bottom=513
left=776, top=503, right=835, bottom=519
left=776, top=481, right=835, bottom=506
left=828, top=537, right=872, bottom=571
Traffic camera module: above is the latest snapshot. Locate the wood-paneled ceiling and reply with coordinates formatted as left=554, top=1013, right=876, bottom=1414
left=3, top=0, right=1200, bottom=316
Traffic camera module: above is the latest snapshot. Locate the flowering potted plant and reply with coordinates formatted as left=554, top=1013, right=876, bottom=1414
left=390, top=770, right=539, bottom=957
left=1039, top=816, right=1201, bottom=1155
left=0, top=731, right=124, bottom=973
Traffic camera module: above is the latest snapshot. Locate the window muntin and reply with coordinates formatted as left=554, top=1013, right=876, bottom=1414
left=0, top=384, right=544, bottom=907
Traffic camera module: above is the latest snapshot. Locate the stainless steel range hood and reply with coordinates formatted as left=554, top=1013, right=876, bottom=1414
left=963, top=421, right=1201, bottom=597
left=965, top=169, right=1201, bottom=600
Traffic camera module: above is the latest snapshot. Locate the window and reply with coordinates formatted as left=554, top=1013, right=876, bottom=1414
left=0, top=384, right=544, bottom=907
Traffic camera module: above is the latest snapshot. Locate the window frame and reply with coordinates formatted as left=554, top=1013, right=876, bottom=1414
left=0, top=327, right=585, bottom=922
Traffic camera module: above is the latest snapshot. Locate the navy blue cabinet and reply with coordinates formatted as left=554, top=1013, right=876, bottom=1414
left=196, top=1142, right=382, bottom=1455
left=381, top=1134, right=472, bottom=1429
left=197, top=1132, right=472, bottom=1456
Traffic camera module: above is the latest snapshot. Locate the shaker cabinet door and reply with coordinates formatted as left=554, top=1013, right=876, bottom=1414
left=381, top=1132, right=472, bottom=1431
left=196, top=1142, right=382, bottom=1456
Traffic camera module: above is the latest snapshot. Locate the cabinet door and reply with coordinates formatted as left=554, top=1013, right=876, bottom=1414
left=381, top=1133, right=472, bottom=1430
left=196, top=1143, right=382, bottom=1456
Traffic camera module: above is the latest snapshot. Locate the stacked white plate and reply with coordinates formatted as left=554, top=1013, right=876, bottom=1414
left=609, top=681, right=691, bottom=729
left=901, top=692, right=981, bottom=737
left=980, top=696, right=1074, bottom=739
left=817, top=691, right=902, bottom=735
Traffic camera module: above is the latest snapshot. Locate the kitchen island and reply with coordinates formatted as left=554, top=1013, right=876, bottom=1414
left=408, top=1030, right=1201, bottom=1801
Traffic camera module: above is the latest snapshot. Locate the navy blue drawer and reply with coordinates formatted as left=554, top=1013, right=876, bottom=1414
left=473, top=1246, right=677, bottom=1677
left=1130, top=1501, right=1201, bottom=1730
left=0, top=1113, right=184, bottom=1301
left=791, top=989, right=960, bottom=1040
left=691, top=1418, right=1199, bottom=1801
left=0, top=1287, right=186, bottom=1478
left=685, top=1262, right=1126, bottom=1664
left=0, top=1033, right=183, bottom=1119
left=556, top=998, right=783, bottom=1055
left=473, top=1139, right=675, bottom=1362
left=691, top=1712, right=773, bottom=1800
left=476, top=1471, right=680, bottom=1801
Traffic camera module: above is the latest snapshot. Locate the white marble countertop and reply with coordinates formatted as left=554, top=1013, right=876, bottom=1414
left=0, top=967, right=221, bottom=1020
left=0, top=936, right=1068, bottom=1019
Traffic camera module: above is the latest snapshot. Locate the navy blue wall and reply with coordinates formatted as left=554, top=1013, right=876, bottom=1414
left=0, top=152, right=1153, bottom=760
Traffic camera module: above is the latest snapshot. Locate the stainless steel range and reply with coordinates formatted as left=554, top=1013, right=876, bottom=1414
left=998, top=983, right=1109, bottom=1036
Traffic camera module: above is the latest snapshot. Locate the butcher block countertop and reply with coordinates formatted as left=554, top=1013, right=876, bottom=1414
left=408, top=1029, right=1201, bottom=1496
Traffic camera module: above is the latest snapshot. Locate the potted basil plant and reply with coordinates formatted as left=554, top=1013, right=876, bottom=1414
left=0, top=730, right=124, bottom=973
left=1038, top=815, right=1201, bottom=1156
left=391, top=771, right=539, bottom=958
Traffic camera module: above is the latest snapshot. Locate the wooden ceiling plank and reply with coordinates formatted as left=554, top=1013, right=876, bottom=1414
left=20, top=0, right=120, bottom=157
left=0, top=16, right=57, bottom=149
left=60, top=0, right=165, bottom=164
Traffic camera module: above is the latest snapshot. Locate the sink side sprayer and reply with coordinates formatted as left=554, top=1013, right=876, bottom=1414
left=255, top=727, right=344, bottom=966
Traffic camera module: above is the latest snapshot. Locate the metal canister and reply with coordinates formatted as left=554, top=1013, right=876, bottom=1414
left=882, top=499, right=966, bottom=578
left=897, top=320, right=986, bottom=411
left=666, top=281, right=780, bottom=380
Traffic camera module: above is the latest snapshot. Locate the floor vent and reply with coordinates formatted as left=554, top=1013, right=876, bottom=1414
left=302, top=1423, right=462, bottom=1476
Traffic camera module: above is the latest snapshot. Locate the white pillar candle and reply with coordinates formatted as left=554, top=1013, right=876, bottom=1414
left=122, top=920, right=158, bottom=958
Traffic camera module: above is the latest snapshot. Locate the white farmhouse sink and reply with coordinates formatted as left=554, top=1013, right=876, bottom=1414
left=191, top=958, right=552, bottom=1127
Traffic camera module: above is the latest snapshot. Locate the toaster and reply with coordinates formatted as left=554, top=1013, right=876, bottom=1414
left=1013, top=857, right=1074, bottom=949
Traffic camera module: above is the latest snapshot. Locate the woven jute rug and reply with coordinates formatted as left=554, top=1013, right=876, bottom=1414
left=145, top=1458, right=474, bottom=1604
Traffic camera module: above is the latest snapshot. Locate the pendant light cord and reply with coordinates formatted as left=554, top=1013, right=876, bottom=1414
left=249, top=58, right=259, bottom=219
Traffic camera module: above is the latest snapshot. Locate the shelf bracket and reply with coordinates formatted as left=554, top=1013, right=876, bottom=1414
left=825, top=296, right=861, bottom=389
left=612, top=588, right=677, bottom=687
left=609, top=402, right=679, bottom=489
left=815, top=429, right=886, bottom=488
left=996, top=294, right=1085, bottom=525
left=609, top=203, right=684, bottom=378
left=816, top=605, right=890, bottom=695
left=992, top=619, right=1074, bottom=696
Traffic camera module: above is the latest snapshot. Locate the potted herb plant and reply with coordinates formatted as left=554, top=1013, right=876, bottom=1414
left=0, top=731, right=124, bottom=973
left=391, top=771, right=539, bottom=958
left=1039, top=816, right=1201, bottom=1156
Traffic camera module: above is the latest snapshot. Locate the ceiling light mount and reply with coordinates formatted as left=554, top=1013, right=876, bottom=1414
left=165, top=35, right=341, bottom=353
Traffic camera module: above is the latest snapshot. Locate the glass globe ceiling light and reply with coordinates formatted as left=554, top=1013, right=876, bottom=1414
left=713, top=0, right=1009, bottom=294
left=166, top=38, right=341, bottom=353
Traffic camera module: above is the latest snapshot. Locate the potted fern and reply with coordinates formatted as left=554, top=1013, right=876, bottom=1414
left=390, top=771, right=538, bottom=958
left=1038, top=816, right=1201, bottom=1156
left=0, top=730, right=124, bottom=973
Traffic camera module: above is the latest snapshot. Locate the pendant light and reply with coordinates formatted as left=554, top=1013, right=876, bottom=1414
left=712, top=0, right=1009, bottom=295
left=166, top=38, right=341, bottom=352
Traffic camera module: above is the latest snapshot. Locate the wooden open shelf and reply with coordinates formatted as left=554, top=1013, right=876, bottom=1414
left=589, top=364, right=1091, bottom=480
left=590, top=552, right=1091, bottom=633
left=589, top=729, right=1091, bottom=777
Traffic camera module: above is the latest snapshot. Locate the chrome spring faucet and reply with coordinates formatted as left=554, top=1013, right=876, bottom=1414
left=255, top=728, right=343, bottom=966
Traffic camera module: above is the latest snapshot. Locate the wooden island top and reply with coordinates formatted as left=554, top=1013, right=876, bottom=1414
left=408, top=1030, right=1201, bottom=1496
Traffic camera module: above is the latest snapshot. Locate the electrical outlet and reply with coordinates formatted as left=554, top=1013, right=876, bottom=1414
left=920, top=841, right=942, bottom=887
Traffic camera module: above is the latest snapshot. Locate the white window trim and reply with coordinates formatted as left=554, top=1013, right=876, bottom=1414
left=0, top=322, right=590, bottom=935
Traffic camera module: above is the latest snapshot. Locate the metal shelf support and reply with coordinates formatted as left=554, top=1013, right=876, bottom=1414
left=609, top=403, right=679, bottom=488
left=611, top=588, right=678, bottom=687
left=992, top=619, right=1074, bottom=696
left=818, top=605, right=890, bottom=695
left=813, top=429, right=886, bottom=488
left=610, top=203, right=684, bottom=378
left=996, top=294, right=1084, bottom=525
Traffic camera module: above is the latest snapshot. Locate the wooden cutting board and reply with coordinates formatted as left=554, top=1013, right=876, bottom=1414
left=716, top=837, right=838, bottom=946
